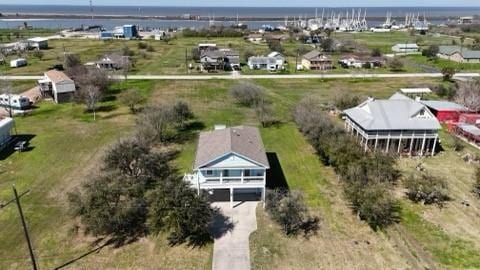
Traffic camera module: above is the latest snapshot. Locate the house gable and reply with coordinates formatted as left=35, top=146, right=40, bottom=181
left=201, top=152, right=264, bottom=169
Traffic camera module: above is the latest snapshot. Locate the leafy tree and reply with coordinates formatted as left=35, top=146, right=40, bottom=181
left=191, top=47, right=200, bottom=61
left=148, top=180, right=213, bottom=246
left=320, top=38, right=335, bottom=52
left=119, top=88, right=145, bottom=113
left=388, top=57, right=404, bottom=72
left=243, top=48, right=255, bottom=63
left=266, top=189, right=320, bottom=236
left=371, top=48, right=382, bottom=57
left=422, top=45, right=439, bottom=59
left=404, top=172, right=449, bottom=207
left=441, top=67, right=455, bottom=81
left=122, top=45, right=135, bottom=57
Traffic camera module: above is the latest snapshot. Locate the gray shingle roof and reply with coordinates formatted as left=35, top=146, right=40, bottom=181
left=438, top=45, right=480, bottom=59
left=303, top=50, right=331, bottom=61
left=344, top=95, right=441, bottom=131
left=194, top=126, right=270, bottom=169
left=248, top=56, right=277, bottom=65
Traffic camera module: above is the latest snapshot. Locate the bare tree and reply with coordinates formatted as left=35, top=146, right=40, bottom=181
left=455, top=80, right=480, bottom=111
left=82, top=85, right=102, bottom=121
left=119, top=88, right=145, bottom=113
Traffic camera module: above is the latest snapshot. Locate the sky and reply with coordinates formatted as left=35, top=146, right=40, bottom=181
left=2, top=0, right=480, bottom=7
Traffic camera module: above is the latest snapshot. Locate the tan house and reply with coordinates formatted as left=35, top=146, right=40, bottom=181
left=437, top=45, right=480, bottom=63
left=38, top=70, right=76, bottom=103
left=302, top=50, right=333, bottom=70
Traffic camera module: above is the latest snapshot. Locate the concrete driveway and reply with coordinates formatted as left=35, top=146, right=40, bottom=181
left=211, top=201, right=258, bottom=270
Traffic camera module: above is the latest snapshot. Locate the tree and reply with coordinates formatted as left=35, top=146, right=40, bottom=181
left=65, top=53, right=82, bottom=70
left=371, top=48, right=382, bottom=57
left=256, top=99, right=277, bottom=127
left=119, top=88, right=145, bottom=113
left=455, top=80, right=480, bottom=111
left=229, top=82, right=265, bottom=106
left=191, top=47, right=200, bottom=62
left=148, top=180, right=214, bottom=246
left=334, top=93, right=362, bottom=110
left=138, top=42, right=148, bottom=49
left=68, top=171, right=149, bottom=243
left=172, top=100, right=194, bottom=129
left=64, top=53, right=85, bottom=78
left=32, top=50, right=44, bottom=60
left=320, top=38, right=335, bottom=52
left=441, top=67, right=455, bottom=81
left=422, top=45, right=439, bottom=59
left=267, top=40, right=283, bottom=53
left=243, top=48, right=255, bottom=63
left=80, top=84, right=102, bottom=120
left=388, top=57, right=404, bottom=72
left=266, top=189, right=320, bottom=236
left=404, top=172, right=449, bottom=207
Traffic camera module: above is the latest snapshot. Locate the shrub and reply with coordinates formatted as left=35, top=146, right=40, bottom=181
left=441, top=67, right=455, bottom=81
left=334, top=93, right=362, bottom=110
left=229, top=82, right=265, bottom=106
left=453, top=136, right=465, bottom=152
left=267, top=39, right=284, bottom=53
left=256, top=100, right=278, bottom=127
left=422, top=45, right=439, bottom=59
left=388, top=57, right=404, bottom=72
left=146, top=45, right=155, bottom=52
left=404, top=172, right=449, bottom=206
left=433, top=84, right=456, bottom=100
left=32, top=50, right=43, bottom=59
left=371, top=48, right=382, bottom=57
left=119, top=88, right=145, bottom=113
left=266, top=189, right=320, bottom=236
left=138, top=42, right=148, bottom=49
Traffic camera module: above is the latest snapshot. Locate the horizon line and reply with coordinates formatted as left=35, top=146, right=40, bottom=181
left=1, top=4, right=480, bottom=8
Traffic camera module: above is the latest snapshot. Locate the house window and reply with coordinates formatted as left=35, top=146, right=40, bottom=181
left=205, top=170, right=213, bottom=176
left=244, top=170, right=251, bottom=177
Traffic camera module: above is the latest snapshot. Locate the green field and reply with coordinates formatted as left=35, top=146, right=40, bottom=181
left=1, top=29, right=479, bottom=78
left=1, top=74, right=480, bottom=269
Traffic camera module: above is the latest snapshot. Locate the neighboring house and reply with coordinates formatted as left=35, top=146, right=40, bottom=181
left=38, top=70, right=76, bottom=103
left=302, top=50, right=333, bottom=70
left=420, top=100, right=470, bottom=123
left=437, top=45, right=480, bottom=63
left=0, top=117, right=14, bottom=151
left=267, top=51, right=285, bottom=67
left=96, top=54, right=130, bottom=70
left=338, top=54, right=385, bottom=68
left=184, top=126, right=270, bottom=207
left=10, top=58, right=27, bottom=68
left=248, top=55, right=282, bottom=71
left=0, top=41, right=28, bottom=54
left=198, top=43, right=217, bottom=53
left=246, top=33, right=263, bottom=43
left=200, top=50, right=225, bottom=71
left=343, top=93, right=441, bottom=156
left=391, top=43, right=419, bottom=53
left=27, top=37, right=48, bottom=50
left=221, top=48, right=240, bottom=70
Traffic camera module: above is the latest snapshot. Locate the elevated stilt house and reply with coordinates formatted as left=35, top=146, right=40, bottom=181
left=343, top=93, right=441, bottom=156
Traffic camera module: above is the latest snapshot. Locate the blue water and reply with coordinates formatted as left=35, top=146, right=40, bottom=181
left=0, top=5, right=479, bottom=29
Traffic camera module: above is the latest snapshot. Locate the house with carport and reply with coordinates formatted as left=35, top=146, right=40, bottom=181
left=38, top=70, right=76, bottom=103
left=184, top=125, right=270, bottom=208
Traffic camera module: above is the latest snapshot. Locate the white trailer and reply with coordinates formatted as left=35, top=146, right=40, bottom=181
left=10, top=58, right=27, bottom=68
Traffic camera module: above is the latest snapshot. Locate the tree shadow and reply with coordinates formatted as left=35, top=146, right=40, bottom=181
left=208, top=207, right=235, bottom=239
left=266, top=152, right=289, bottom=190
left=53, top=238, right=115, bottom=270
left=170, top=120, right=206, bottom=144
left=0, top=134, right=36, bottom=160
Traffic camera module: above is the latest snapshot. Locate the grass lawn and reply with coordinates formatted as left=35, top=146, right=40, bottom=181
left=2, top=76, right=480, bottom=269
left=2, top=30, right=477, bottom=77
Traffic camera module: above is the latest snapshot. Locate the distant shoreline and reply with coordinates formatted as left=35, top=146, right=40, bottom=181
left=0, top=12, right=460, bottom=22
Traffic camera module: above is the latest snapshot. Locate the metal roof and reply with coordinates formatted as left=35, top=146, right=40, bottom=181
left=438, top=45, right=480, bottom=59
left=194, top=126, right=269, bottom=169
left=457, top=123, right=480, bottom=136
left=344, top=94, right=441, bottom=131
left=400, top=88, right=432, bottom=94
left=420, top=100, right=469, bottom=111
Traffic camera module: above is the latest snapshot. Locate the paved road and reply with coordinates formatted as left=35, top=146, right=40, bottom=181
left=2, top=72, right=479, bottom=81
left=211, top=201, right=258, bottom=270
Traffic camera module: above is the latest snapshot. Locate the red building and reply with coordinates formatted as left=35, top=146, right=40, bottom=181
left=420, top=100, right=470, bottom=123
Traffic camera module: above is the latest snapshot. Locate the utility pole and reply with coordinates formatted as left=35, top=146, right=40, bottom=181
left=13, top=185, right=38, bottom=270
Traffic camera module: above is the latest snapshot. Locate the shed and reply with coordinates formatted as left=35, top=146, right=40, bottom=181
left=420, top=100, right=470, bottom=123
left=10, top=58, right=27, bottom=68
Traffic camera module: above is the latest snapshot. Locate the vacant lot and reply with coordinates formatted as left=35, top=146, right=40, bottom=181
left=1, top=77, right=480, bottom=269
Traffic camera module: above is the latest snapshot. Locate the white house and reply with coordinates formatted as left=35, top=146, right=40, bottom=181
left=38, top=70, right=76, bottom=103
left=184, top=126, right=270, bottom=207
left=391, top=43, right=419, bottom=53
left=343, top=93, right=441, bottom=156
left=267, top=51, right=285, bottom=67
left=27, top=37, right=48, bottom=50
left=0, top=117, right=14, bottom=151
